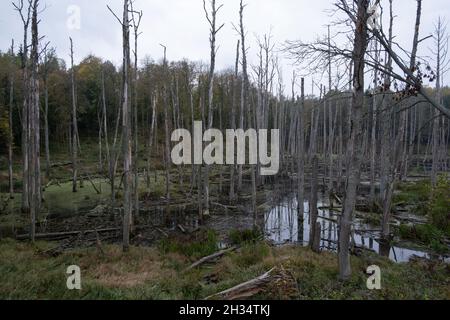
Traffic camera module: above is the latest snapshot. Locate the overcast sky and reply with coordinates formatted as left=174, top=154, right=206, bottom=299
left=0, top=0, right=449, bottom=95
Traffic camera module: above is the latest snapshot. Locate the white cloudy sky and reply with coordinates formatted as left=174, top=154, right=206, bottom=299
left=0, top=0, right=449, bottom=94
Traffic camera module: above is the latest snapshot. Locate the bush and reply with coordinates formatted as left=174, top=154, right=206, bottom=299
left=428, top=175, right=450, bottom=236
left=398, top=223, right=448, bottom=254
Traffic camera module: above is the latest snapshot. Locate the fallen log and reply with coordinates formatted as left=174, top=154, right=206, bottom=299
left=205, top=268, right=276, bottom=300
left=16, top=227, right=120, bottom=241
left=185, top=246, right=238, bottom=272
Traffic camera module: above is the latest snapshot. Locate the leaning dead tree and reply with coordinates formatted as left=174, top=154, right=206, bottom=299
left=381, top=0, right=423, bottom=241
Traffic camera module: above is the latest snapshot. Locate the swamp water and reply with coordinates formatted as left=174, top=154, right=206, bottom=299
left=263, top=196, right=446, bottom=263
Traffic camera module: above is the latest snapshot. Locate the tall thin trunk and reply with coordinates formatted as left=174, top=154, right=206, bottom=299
left=297, top=78, right=305, bottom=220
left=43, top=49, right=51, bottom=181
left=382, top=0, right=422, bottom=239
left=29, top=0, right=41, bottom=242
left=8, top=40, right=15, bottom=199
left=229, top=40, right=240, bottom=203
left=70, top=38, right=78, bottom=193
left=121, top=0, right=132, bottom=252
left=338, top=0, right=369, bottom=281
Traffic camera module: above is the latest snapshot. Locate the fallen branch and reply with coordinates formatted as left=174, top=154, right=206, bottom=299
left=16, top=227, right=120, bottom=241
left=86, top=174, right=101, bottom=194
left=185, top=246, right=237, bottom=272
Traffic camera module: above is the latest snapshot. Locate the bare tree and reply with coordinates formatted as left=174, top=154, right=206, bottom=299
left=203, top=0, right=224, bottom=217
left=229, top=40, right=240, bottom=203
left=13, top=0, right=32, bottom=214
left=236, top=0, right=248, bottom=193
left=108, top=0, right=133, bottom=252
left=337, top=0, right=370, bottom=280
left=69, top=37, right=78, bottom=193
left=431, top=17, right=449, bottom=187
left=121, top=0, right=132, bottom=252
left=28, top=0, right=41, bottom=242
left=381, top=0, right=423, bottom=241
left=297, top=78, right=305, bottom=222
left=8, top=40, right=15, bottom=199
left=130, top=1, right=143, bottom=220
left=42, top=47, right=52, bottom=180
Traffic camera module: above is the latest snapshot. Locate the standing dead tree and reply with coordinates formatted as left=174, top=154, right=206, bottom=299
left=28, top=0, right=41, bottom=242
left=130, top=1, right=143, bottom=221
left=203, top=0, right=224, bottom=218
left=430, top=17, right=449, bottom=187
left=108, top=0, right=133, bottom=252
left=297, top=78, right=305, bottom=222
left=381, top=0, right=423, bottom=241
left=41, top=47, right=54, bottom=181
left=8, top=40, right=15, bottom=200
left=229, top=40, right=240, bottom=203
left=337, top=0, right=370, bottom=280
left=69, top=37, right=79, bottom=193
left=13, top=0, right=32, bottom=214
left=236, top=0, right=248, bottom=193
left=160, top=44, right=171, bottom=205
left=121, top=0, right=132, bottom=252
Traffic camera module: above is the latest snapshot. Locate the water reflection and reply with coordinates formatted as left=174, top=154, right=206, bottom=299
left=264, top=195, right=445, bottom=263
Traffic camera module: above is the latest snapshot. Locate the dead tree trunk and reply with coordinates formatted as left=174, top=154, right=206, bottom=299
left=229, top=40, right=240, bottom=203
left=431, top=17, right=448, bottom=187
left=69, top=38, right=78, bottom=193
left=161, top=45, right=171, bottom=205
left=8, top=40, right=15, bottom=199
left=297, top=78, right=305, bottom=221
left=237, top=0, right=247, bottom=193
left=13, top=0, right=32, bottom=214
left=29, top=0, right=41, bottom=242
left=310, top=155, right=319, bottom=251
left=382, top=0, right=422, bottom=240
left=338, top=0, right=369, bottom=281
left=43, top=47, right=51, bottom=181
left=131, top=4, right=142, bottom=221
left=203, top=0, right=224, bottom=217
left=112, top=0, right=133, bottom=252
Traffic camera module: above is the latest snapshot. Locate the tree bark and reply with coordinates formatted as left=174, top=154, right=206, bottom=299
left=70, top=38, right=78, bottom=193
left=338, top=0, right=369, bottom=281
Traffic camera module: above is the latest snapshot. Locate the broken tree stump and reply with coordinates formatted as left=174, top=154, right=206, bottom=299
left=205, top=266, right=299, bottom=300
